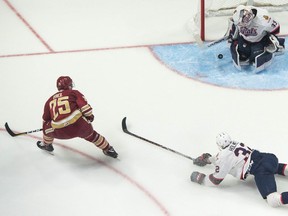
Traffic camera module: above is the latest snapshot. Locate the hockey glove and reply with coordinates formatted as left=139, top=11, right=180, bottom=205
left=86, top=114, right=94, bottom=122
left=190, top=171, right=206, bottom=184
left=193, top=153, right=212, bottom=166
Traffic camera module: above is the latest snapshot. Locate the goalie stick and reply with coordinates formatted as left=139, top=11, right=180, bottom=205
left=122, top=117, right=194, bottom=161
left=207, top=35, right=229, bottom=47
left=194, top=17, right=231, bottom=49
left=5, top=122, right=42, bottom=137
left=194, top=34, right=229, bottom=49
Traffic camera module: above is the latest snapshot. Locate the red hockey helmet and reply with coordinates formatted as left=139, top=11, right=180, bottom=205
left=56, top=76, right=73, bottom=90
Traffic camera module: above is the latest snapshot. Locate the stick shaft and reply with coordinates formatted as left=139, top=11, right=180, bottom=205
left=207, top=36, right=229, bottom=47
left=122, top=117, right=194, bottom=161
left=5, top=122, right=42, bottom=137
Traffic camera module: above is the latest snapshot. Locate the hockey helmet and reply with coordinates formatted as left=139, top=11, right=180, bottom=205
left=216, top=132, right=232, bottom=150
left=233, top=5, right=254, bottom=27
left=56, top=76, right=74, bottom=91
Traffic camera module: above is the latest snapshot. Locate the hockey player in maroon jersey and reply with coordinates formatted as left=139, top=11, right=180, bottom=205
left=37, top=76, right=118, bottom=158
left=191, top=132, right=288, bottom=207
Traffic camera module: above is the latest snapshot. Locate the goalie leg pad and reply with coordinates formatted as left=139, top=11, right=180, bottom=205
left=230, top=43, right=240, bottom=69
left=250, top=42, right=265, bottom=61
left=230, top=43, right=250, bottom=70
left=254, top=51, right=273, bottom=73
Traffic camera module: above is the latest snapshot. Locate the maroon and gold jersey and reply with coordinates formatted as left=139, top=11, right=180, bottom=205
left=42, top=89, right=92, bottom=129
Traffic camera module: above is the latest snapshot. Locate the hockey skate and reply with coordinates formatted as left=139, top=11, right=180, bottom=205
left=37, top=141, right=54, bottom=152
left=103, top=146, right=118, bottom=158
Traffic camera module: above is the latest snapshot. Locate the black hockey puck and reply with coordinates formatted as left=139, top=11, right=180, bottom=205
left=218, top=54, right=223, bottom=59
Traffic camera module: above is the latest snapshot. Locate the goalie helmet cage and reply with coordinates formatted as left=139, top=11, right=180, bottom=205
left=198, top=0, right=288, bottom=40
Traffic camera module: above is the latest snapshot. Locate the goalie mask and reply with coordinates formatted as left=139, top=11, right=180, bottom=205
left=233, top=5, right=254, bottom=27
left=216, top=132, right=232, bottom=150
left=56, top=76, right=74, bottom=91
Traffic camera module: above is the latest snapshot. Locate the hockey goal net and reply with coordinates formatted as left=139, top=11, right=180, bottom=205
left=194, top=0, right=288, bottom=40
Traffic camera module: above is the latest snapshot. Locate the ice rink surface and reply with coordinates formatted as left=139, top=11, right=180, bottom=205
left=1, top=0, right=288, bottom=215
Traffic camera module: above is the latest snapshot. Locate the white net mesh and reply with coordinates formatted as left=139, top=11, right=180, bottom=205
left=206, top=0, right=288, bottom=16
left=188, top=0, right=288, bottom=41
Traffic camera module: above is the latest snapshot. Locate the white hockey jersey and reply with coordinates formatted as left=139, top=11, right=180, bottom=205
left=203, top=141, right=254, bottom=186
left=237, top=7, right=280, bottom=43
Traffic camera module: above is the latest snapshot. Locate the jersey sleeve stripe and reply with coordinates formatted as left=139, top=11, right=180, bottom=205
left=209, top=174, right=224, bottom=185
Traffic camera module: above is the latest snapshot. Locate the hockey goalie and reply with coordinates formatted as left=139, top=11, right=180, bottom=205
left=228, top=5, right=285, bottom=73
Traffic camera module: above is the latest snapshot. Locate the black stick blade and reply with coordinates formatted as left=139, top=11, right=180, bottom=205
left=122, top=117, right=128, bottom=133
left=4, top=122, right=42, bottom=137
left=5, top=122, right=18, bottom=137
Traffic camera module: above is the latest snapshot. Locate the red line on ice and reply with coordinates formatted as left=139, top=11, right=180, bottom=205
left=3, top=0, right=54, bottom=52
left=0, top=128, right=171, bottom=216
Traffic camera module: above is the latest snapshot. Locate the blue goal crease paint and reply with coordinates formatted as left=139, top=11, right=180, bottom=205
left=151, top=38, right=288, bottom=91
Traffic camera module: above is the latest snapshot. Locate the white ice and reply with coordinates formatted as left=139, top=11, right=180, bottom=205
left=1, top=0, right=288, bottom=215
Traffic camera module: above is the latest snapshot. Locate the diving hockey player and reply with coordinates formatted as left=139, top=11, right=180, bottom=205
left=228, top=5, right=285, bottom=72
left=190, top=132, right=288, bottom=207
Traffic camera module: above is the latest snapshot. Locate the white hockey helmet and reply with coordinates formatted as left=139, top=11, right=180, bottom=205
left=216, top=132, right=232, bottom=150
left=232, top=5, right=254, bottom=27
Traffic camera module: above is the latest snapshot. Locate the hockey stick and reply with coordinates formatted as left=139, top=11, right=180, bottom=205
left=194, top=34, right=229, bottom=49
left=4, top=122, right=42, bottom=137
left=207, top=35, right=229, bottom=47
left=122, top=117, right=194, bottom=161
left=194, top=17, right=231, bottom=49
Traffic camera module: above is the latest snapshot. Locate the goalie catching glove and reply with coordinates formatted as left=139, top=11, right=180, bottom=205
left=193, top=153, right=212, bottom=166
